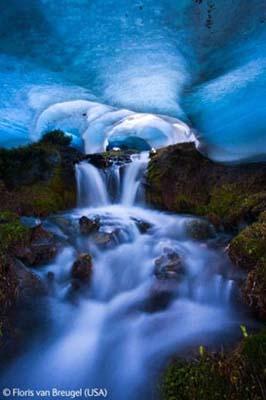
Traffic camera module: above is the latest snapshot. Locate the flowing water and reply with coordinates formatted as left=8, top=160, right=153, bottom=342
left=1, top=153, right=251, bottom=399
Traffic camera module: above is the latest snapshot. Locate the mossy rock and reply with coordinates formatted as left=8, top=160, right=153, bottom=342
left=228, top=220, right=266, bottom=318
left=229, top=222, right=266, bottom=271
left=146, top=143, right=266, bottom=230
left=242, top=261, right=266, bottom=319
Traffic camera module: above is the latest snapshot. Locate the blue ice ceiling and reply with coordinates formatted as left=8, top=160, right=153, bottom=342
left=0, top=0, right=265, bottom=161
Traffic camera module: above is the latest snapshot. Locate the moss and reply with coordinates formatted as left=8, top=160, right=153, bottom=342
left=203, top=184, right=244, bottom=223
left=160, top=330, right=266, bottom=400
left=161, top=357, right=228, bottom=400
left=0, top=212, right=29, bottom=252
left=229, top=221, right=266, bottom=270
left=146, top=143, right=266, bottom=230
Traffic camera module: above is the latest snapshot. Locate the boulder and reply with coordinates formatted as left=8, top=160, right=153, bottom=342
left=143, top=282, right=175, bottom=313
left=185, top=219, right=216, bottom=240
left=11, top=259, right=47, bottom=301
left=229, top=220, right=266, bottom=319
left=71, top=253, right=93, bottom=283
left=79, top=216, right=100, bottom=235
left=228, top=222, right=266, bottom=271
left=154, top=248, right=185, bottom=280
left=132, top=218, right=152, bottom=234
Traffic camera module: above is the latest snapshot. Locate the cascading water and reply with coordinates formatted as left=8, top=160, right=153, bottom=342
left=1, top=153, right=250, bottom=399
left=76, top=162, right=110, bottom=207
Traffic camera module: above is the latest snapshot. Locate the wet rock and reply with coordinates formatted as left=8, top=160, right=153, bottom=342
left=143, top=281, right=176, bottom=313
left=50, top=216, right=72, bottom=231
left=84, top=154, right=111, bottom=169
left=71, top=253, right=93, bottom=283
left=20, top=216, right=41, bottom=229
left=185, top=219, right=216, bottom=240
left=92, top=231, right=118, bottom=248
left=47, top=271, right=55, bottom=282
left=154, top=248, right=185, bottom=280
left=79, top=216, right=100, bottom=235
left=132, top=218, right=152, bottom=234
left=84, top=151, right=132, bottom=169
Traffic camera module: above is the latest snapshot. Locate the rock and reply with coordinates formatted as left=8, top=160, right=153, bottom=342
left=154, top=248, right=185, bottom=280
left=228, top=221, right=266, bottom=319
left=14, top=225, right=57, bottom=266
left=185, top=219, right=216, bottom=240
left=11, top=259, right=47, bottom=301
left=84, top=151, right=132, bottom=169
left=143, top=282, right=175, bottom=313
left=71, top=253, right=93, bottom=283
left=0, top=256, right=46, bottom=312
left=79, top=216, right=100, bottom=235
left=0, top=255, right=47, bottom=356
left=146, top=143, right=266, bottom=230
left=92, top=230, right=119, bottom=248
left=84, top=154, right=111, bottom=169
left=47, top=271, right=55, bottom=282
left=228, top=221, right=266, bottom=271
left=132, top=218, right=152, bottom=234
left=20, top=216, right=41, bottom=229
left=242, top=262, right=266, bottom=320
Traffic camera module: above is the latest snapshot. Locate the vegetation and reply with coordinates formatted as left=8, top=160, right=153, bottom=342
left=160, top=330, right=266, bottom=400
left=0, top=130, right=80, bottom=216
left=0, top=211, right=29, bottom=253
left=146, top=143, right=266, bottom=230
left=39, top=130, right=72, bottom=147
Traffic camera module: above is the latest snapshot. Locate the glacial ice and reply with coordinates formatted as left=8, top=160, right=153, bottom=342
left=0, top=0, right=265, bottom=160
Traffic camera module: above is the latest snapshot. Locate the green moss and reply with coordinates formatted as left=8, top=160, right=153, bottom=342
left=160, top=331, right=266, bottom=400
left=205, top=184, right=244, bottom=219
left=161, top=357, right=228, bottom=400
left=0, top=212, right=29, bottom=252
left=229, top=221, right=266, bottom=270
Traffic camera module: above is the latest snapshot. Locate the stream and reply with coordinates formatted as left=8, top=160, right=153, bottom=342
left=0, top=152, right=251, bottom=399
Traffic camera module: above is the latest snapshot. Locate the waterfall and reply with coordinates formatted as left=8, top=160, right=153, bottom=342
left=1, top=151, right=248, bottom=400
left=75, top=162, right=109, bottom=207
left=76, top=152, right=149, bottom=208
left=121, top=152, right=149, bottom=206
